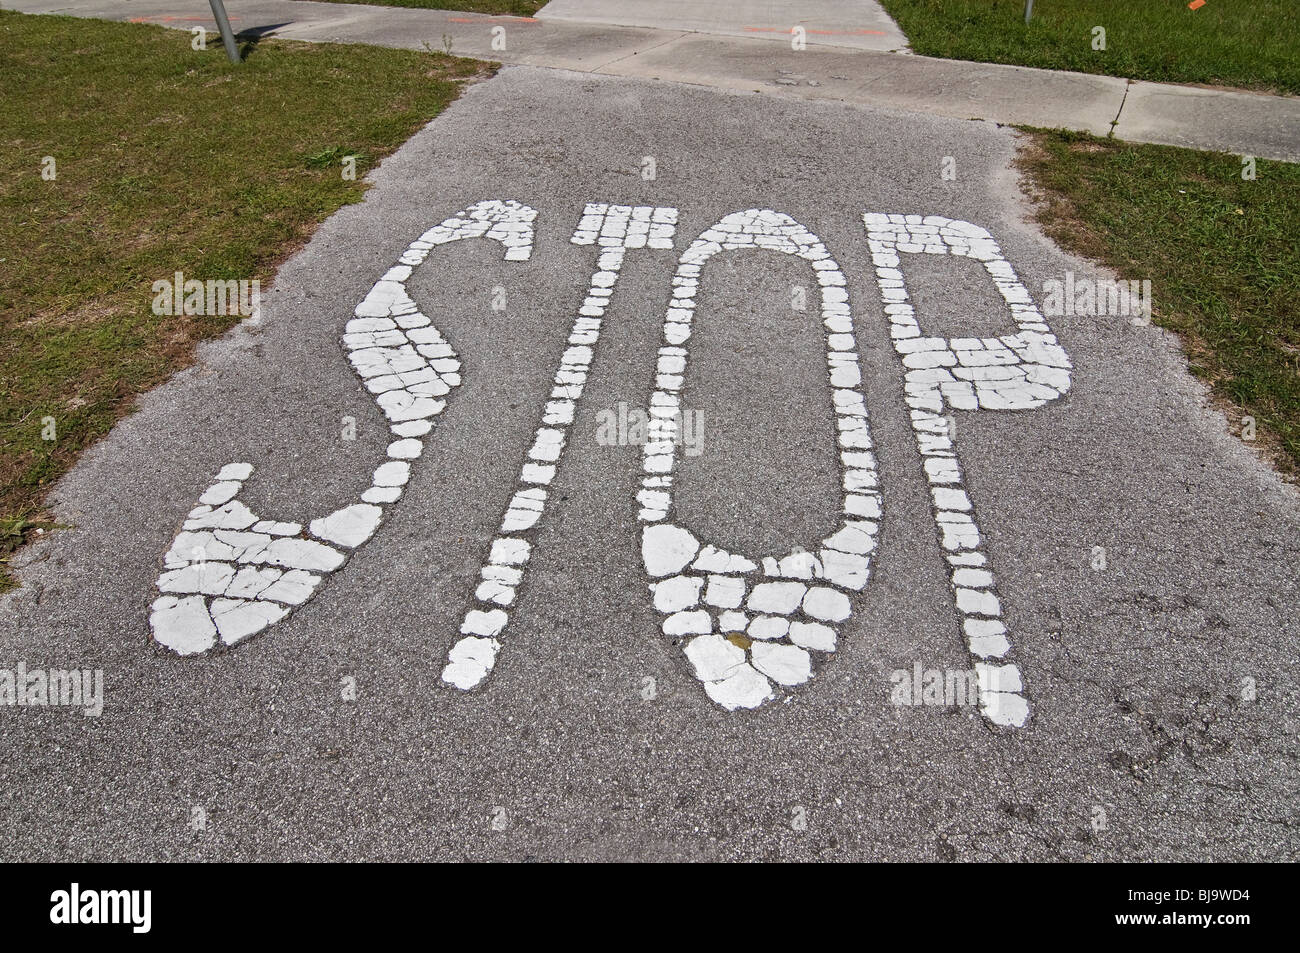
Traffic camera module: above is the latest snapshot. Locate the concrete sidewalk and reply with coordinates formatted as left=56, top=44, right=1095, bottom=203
left=537, top=0, right=911, bottom=53
left=6, top=0, right=1299, bottom=160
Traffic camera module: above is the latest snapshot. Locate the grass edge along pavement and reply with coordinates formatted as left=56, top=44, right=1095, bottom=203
left=877, top=0, right=1300, bottom=95
left=299, top=0, right=547, bottom=17
left=1015, top=129, right=1300, bottom=482
left=0, top=11, right=495, bottom=590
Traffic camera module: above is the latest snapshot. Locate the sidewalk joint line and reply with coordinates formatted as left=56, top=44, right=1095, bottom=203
left=590, top=31, right=691, bottom=74
left=1109, top=79, right=1132, bottom=138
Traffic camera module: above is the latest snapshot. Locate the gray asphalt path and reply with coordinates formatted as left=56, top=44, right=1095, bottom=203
left=1, top=66, right=1297, bottom=861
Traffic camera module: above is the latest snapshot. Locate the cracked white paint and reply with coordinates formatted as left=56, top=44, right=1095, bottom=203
left=860, top=212, right=1073, bottom=728
left=440, top=203, right=678, bottom=691
left=636, top=209, right=882, bottom=712
left=148, top=199, right=536, bottom=655
left=144, top=198, right=1064, bottom=733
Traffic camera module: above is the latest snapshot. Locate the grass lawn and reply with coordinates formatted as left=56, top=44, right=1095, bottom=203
left=0, top=11, right=491, bottom=588
left=879, top=0, right=1300, bottom=94
left=301, top=0, right=548, bottom=15
left=1017, top=130, right=1300, bottom=478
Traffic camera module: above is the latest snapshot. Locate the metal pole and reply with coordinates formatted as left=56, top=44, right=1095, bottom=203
left=208, top=0, right=241, bottom=63
left=1024, top=0, right=1034, bottom=24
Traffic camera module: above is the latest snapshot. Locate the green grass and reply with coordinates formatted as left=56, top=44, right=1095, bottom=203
left=1017, top=130, right=1300, bottom=477
left=0, top=11, right=491, bottom=587
left=301, top=0, right=547, bottom=15
left=879, top=0, right=1300, bottom=94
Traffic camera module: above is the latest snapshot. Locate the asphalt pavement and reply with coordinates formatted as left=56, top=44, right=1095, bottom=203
left=1, top=56, right=1298, bottom=860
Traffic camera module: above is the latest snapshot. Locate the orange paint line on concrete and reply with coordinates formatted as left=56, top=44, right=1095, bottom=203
left=744, top=26, right=886, bottom=36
